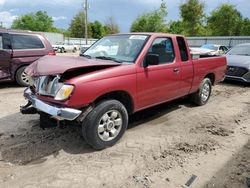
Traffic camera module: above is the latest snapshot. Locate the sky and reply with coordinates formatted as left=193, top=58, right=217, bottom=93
left=0, top=0, right=250, bottom=32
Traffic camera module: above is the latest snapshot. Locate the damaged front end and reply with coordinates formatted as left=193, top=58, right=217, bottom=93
left=20, top=75, right=83, bottom=121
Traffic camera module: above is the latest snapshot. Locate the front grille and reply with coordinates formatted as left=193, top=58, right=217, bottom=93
left=226, top=66, right=248, bottom=77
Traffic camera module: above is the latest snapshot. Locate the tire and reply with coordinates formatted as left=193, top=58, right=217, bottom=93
left=82, top=100, right=128, bottom=150
left=15, top=66, right=29, bottom=87
left=60, top=48, right=64, bottom=53
left=191, top=78, right=212, bottom=106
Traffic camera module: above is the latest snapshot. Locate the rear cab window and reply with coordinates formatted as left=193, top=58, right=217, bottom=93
left=11, top=34, right=45, bottom=50
left=177, top=36, right=189, bottom=61
left=147, top=37, right=175, bottom=65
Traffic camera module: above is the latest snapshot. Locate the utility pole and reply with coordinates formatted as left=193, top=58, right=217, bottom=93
left=84, top=0, right=88, bottom=45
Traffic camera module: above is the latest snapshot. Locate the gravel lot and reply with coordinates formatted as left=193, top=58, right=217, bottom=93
left=0, top=53, right=249, bottom=188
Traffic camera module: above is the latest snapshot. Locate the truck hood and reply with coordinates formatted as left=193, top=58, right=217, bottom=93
left=25, top=55, right=120, bottom=77
left=226, top=55, right=250, bottom=68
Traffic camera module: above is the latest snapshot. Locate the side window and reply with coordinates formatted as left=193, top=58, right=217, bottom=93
left=177, top=37, right=189, bottom=61
left=148, top=37, right=175, bottom=64
left=2, top=34, right=11, bottom=49
left=0, top=35, right=3, bottom=49
left=11, top=34, right=44, bottom=49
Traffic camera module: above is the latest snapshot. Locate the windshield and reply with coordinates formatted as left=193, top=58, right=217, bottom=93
left=201, top=44, right=218, bottom=51
left=227, top=45, right=250, bottom=56
left=83, top=34, right=149, bottom=63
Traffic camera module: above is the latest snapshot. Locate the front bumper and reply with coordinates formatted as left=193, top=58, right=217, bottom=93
left=21, top=88, right=82, bottom=121
left=225, top=75, right=250, bottom=83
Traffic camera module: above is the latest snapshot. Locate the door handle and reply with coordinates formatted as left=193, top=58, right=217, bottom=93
left=173, top=68, right=180, bottom=73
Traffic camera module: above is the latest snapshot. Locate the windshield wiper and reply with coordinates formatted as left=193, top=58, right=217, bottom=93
left=229, top=54, right=250, bottom=56
left=95, top=56, right=122, bottom=63
left=238, top=54, right=250, bottom=56
left=81, top=54, right=92, bottom=59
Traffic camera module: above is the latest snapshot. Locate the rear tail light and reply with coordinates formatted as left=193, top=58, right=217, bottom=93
left=48, top=52, right=56, bottom=56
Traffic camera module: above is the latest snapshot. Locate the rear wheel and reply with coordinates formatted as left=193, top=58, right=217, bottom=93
left=15, top=66, right=29, bottom=87
left=82, top=100, right=128, bottom=150
left=191, top=78, right=212, bottom=106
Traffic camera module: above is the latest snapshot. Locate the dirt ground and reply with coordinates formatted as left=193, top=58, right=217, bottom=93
left=0, top=54, right=249, bottom=188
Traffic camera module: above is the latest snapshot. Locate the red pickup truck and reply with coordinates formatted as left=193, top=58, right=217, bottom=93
left=21, top=33, right=227, bottom=149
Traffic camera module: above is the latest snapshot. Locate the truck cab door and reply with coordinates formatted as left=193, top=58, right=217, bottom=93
left=136, top=37, right=181, bottom=109
left=0, top=33, right=12, bottom=80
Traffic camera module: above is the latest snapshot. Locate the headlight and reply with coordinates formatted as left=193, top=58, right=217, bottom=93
left=54, top=84, right=74, bottom=101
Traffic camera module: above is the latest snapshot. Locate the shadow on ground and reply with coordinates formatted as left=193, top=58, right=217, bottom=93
left=0, top=81, right=21, bottom=89
left=222, top=80, right=250, bottom=87
left=0, top=97, right=193, bottom=165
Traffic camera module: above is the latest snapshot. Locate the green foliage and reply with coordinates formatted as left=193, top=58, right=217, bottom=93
left=240, top=18, right=250, bottom=36
left=207, top=4, right=242, bottom=36
left=130, top=0, right=168, bottom=32
left=104, top=17, right=120, bottom=35
left=168, top=21, right=184, bottom=34
left=69, top=11, right=92, bottom=38
left=12, top=11, right=56, bottom=32
left=90, top=21, right=105, bottom=38
left=180, top=0, right=205, bottom=36
left=69, top=11, right=119, bottom=38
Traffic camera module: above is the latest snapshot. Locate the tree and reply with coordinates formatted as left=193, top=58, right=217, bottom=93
left=12, top=11, right=56, bottom=32
left=240, top=18, right=250, bottom=36
left=104, top=16, right=120, bottom=34
left=168, top=21, right=184, bottom=34
left=180, top=0, right=205, bottom=36
left=207, top=4, right=242, bottom=36
left=69, top=10, right=92, bottom=38
left=90, top=21, right=105, bottom=38
left=130, top=0, right=167, bottom=32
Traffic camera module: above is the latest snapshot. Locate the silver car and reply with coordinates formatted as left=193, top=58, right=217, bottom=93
left=225, top=43, right=250, bottom=83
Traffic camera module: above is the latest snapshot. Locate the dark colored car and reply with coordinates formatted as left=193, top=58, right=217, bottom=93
left=0, top=29, right=55, bottom=86
left=225, top=43, right=250, bottom=83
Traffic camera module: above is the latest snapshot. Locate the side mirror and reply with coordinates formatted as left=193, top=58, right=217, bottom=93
left=143, top=54, right=159, bottom=68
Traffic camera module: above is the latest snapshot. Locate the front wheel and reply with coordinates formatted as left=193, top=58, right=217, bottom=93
left=82, top=100, right=128, bottom=150
left=191, top=78, right=212, bottom=106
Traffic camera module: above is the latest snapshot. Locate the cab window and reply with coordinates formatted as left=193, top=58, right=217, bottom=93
left=177, top=36, right=189, bottom=61
left=147, top=37, right=175, bottom=64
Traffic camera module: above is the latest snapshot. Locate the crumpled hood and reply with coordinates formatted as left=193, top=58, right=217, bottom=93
left=25, top=55, right=120, bottom=77
left=226, top=55, right=250, bottom=68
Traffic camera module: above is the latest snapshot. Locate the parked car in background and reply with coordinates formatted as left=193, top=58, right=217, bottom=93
left=53, top=42, right=78, bottom=53
left=0, top=29, right=55, bottom=86
left=225, top=43, right=250, bottom=83
left=190, top=44, right=228, bottom=56
left=21, top=33, right=227, bottom=149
